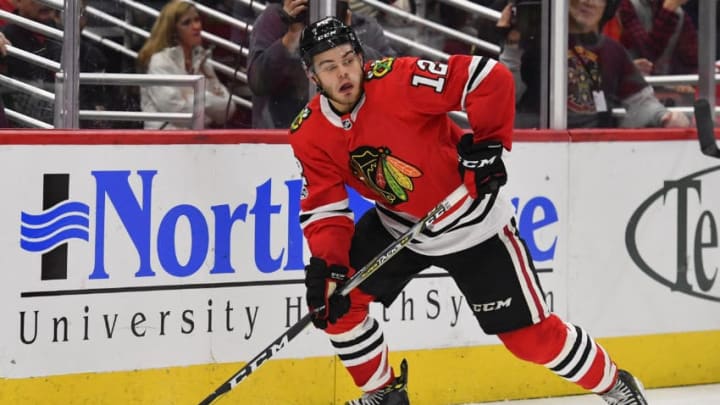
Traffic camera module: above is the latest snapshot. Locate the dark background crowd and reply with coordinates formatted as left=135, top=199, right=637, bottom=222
left=0, top=0, right=716, bottom=130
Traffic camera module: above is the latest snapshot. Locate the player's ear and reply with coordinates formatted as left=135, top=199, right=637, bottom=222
left=307, top=71, right=319, bottom=86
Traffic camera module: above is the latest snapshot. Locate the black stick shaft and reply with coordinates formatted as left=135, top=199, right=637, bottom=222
left=198, top=185, right=468, bottom=404
left=198, top=314, right=313, bottom=405
left=693, top=99, right=720, bottom=157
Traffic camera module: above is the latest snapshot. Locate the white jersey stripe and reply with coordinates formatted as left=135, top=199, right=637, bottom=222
left=329, top=316, right=374, bottom=342
left=301, top=210, right=354, bottom=229
left=544, top=322, right=577, bottom=369
left=461, top=56, right=497, bottom=111
left=565, top=340, right=598, bottom=383
left=329, top=317, right=387, bottom=368
left=332, top=327, right=383, bottom=357
left=591, top=346, right=617, bottom=393
left=499, top=224, right=549, bottom=323
left=341, top=342, right=386, bottom=368
left=377, top=192, right=515, bottom=256
left=553, top=328, right=590, bottom=377
left=300, top=198, right=350, bottom=217
left=300, top=198, right=354, bottom=229
left=358, top=349, right=391, bottom=392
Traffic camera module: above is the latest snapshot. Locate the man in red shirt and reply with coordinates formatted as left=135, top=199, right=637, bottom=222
left=290, top=16, right=648, bottom=405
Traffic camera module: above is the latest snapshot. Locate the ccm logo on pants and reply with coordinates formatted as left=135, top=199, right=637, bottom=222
left=472, top=297, right=512, bottom=312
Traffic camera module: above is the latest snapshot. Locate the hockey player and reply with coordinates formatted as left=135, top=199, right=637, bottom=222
left=289, top=16, right=649, bottom=405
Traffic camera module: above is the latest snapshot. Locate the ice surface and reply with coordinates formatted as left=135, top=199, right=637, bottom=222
left=465, top=383, right=720, bottom=404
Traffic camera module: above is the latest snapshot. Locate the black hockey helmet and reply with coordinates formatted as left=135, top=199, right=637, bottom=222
left=299, top=16, right=363, bottom=70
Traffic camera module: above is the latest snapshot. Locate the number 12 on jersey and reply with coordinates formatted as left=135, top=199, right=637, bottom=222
left=411, top=60, right=448, bottom=93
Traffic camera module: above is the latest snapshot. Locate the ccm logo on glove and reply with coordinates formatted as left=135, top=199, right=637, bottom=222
left=457, top=133, right=508, bottom=199
left=460, top=153, right=500, bottom=169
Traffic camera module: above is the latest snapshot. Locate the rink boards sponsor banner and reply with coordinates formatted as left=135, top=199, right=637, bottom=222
left=567, top=136, right=720, bottom=336
left=1, top=143, right=310, bottom=378
left=0, top=135, right=568, bottom=379
left=0, top=129, right=718, bottom=405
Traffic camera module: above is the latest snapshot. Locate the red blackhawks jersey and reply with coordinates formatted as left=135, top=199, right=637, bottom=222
left=289, top=55, right=516, bottom=268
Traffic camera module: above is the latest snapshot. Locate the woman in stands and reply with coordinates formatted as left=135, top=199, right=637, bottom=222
left=138, top=0, right=235, bottom=129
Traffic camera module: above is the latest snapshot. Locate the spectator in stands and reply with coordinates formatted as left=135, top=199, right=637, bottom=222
left=1, top=0, right=61, bottom=126
left=247, top=0, right=395, bottom=129
left=616, top=0, right=697, bottom=75
left=138, top=0, right=235, bottom=130
left=498, top=0, right=689, bottom=129
left=615, top=0, right=698, bottom=106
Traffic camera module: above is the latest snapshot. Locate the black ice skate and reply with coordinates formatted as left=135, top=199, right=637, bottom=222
left=346, top=359, right=410, bottom=405
left=601, top=369, right=648, bottom=405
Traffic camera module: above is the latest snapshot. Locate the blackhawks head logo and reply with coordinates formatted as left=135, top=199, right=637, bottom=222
left=350, top=146, right=422, bottom=205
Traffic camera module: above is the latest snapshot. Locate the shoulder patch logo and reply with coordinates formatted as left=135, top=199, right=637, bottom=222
left=366, top=57, right=395, bottom=81
left=290, top=107, right=311, bottom=133
left=350, top=146, right=422, bottom=205
left=294, top=157, right=309, bottom=199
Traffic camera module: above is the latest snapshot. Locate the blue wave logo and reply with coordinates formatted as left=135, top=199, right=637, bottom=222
left=20, top=201, right=90, bottom=253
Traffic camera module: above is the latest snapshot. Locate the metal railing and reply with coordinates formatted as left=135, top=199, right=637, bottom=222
left=0, top=9, right=63, bottom=39
left=116, top=0, right=249, bottom=60
left=82, top=28, right=138, bottom=59
left=235, top=0, right=484, bottom=60
left=384, top=31, right=449, bottom=61
left=434, top=0, right=501, bottom=21
left=1, top=71, right=207, bottom=129
left=3, top=0, right=714, bottom=130
left=75, top=72, right=207, bottom=129
left=5, top=45, right=62, bottom=72
left=0, top=0, right=251, bottom=128
left=111, top=0, right=251, bottom=104
left=348, top=0, right=501, bottom=55
left=5, top=108, right=55, bottom=129
left=612, top=106, right=720, bottom=118
left=645, top=74, right=720, bottom=87
left=189, top=0, right=253, bottom=35
left=0, top=75, right=55, bottom=104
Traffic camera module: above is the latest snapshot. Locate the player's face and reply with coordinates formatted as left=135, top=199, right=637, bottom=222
left=312, top=44, right=364, bottom=113
left=569, top=0, right=605, bottom=33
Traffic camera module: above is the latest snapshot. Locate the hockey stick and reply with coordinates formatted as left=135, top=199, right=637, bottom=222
left=693, top=98, right=720, bottom=158
left=198, top=184, right=469, bottom=405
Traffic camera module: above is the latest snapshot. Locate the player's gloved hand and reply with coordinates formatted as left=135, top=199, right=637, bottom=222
left=457, top=133, right=507, bottom=199
left=305, top=257, right=351, bottom=329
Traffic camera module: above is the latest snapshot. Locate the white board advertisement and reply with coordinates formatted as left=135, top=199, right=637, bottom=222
left=0, top=141, right=569, bottom=378
left=567, top=140, right=720, bottom=336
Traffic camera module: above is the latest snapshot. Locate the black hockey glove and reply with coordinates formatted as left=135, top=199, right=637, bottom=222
left=457, top=133, right=507, bottom=199
left=305, top=257, right=351, bottom=330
